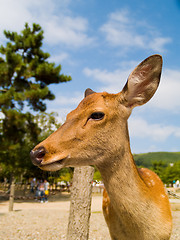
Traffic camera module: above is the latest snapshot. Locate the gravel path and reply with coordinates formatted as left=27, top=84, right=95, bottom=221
left=0, top=194, right=179, bottom=240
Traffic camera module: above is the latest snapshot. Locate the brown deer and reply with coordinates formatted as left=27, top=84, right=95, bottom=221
left=30, top=55, right=172, bottom=240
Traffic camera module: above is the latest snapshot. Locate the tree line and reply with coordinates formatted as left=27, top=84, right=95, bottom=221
left=134, top=152, right=180, bottom=184
left=94, top=153, right=180, bottom=184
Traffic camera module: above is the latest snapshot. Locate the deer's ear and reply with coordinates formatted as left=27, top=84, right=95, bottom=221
left=84, top=88, right=96, bottom=98
left=121, top=55, right=162, bottom=108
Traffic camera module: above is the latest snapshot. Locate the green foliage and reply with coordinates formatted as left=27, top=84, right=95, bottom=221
left=93, top=167, right=102, bottom=181
left=134, top=152, right=180, bottom=184
left=92, top=152, right=180, bottom=184
left=150, top=160, right=166, bottom=180
left=134, top=152, right=180, bottom=168
left=0, top=23, right=71, bottom=180
left=33, top=112, right=61, bottom=141
left=93, top=171, right=102, bottom=181
left=0, top=22, right=71, bottom=111
left=56, top=168, right=74, bottom=183
left=159, top=161, right=180, bottom=184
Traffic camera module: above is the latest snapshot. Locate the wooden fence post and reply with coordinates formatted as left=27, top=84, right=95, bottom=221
left=67, top=166, right=94, bottom=240
left=9, top=177, right=15, bottom=212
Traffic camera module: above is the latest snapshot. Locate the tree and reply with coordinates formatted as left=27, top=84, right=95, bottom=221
left=93, top=167, right=102, bottom=181
left=34, top=112, right=61, bottom=141
left=161, top=161, right=180, bottom=184
left=0, top=23, right=71, bottom=210
left=21, top=112, right=62, bottom=180
left=0, top=23, right=71, bottom=112
left=151, top=160, right=166, bottom=180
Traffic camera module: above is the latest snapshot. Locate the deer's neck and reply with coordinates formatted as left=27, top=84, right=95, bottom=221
left=98, top=145, right=145, bottom=207
left=97, top=139, right=151, bottom=231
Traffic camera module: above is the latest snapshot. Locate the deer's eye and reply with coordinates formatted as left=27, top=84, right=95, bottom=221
left=89, top=112, right=105, bottom=120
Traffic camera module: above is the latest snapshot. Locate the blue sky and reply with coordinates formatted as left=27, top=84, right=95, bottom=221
left=0, top=0, right=180, bottom=153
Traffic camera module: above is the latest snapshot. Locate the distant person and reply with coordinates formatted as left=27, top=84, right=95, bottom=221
left=39, top=180, right=45, bottom=203
left=30, top=179, right=35, bottom=193
left=176, top=180, right=180, bottom=188
left=44, top=180, right=49, bottom=203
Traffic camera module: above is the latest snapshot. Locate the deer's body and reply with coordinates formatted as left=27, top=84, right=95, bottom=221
left=102, top=167, right=172, bottom=240
left=31, top=55, right=172, bottom=240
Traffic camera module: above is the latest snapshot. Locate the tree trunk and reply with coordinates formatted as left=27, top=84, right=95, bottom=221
left=23, top=182, right=27, bottom=196
left=9, top=176, right=15, bottom=212
left=67, top=166, right=94, bottom=240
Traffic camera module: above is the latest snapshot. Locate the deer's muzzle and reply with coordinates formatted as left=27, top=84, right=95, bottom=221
left=30, top=146, right=46, bottom=166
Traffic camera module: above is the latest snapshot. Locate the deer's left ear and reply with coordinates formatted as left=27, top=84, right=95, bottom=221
left=120, top=55, right=162, bottom=108
left=84, top=88, right=96, bottom=98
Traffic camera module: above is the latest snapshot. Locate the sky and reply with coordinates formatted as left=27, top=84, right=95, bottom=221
left=0, top=0, right=180, bottom=153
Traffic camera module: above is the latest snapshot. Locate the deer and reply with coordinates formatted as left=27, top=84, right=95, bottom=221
left=30, top=55, right=172, bottom=240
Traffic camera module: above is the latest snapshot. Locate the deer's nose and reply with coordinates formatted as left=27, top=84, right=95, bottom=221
left=30, top=146, right=46, bottom=166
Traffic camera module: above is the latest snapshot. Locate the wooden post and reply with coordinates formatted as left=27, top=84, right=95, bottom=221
left=67, top=166, right=94, bottom=240
left=9, top=177, right=15, bottom=212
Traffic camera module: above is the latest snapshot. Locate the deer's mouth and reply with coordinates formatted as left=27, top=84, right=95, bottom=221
left=39, top=157, right=68, bottom=171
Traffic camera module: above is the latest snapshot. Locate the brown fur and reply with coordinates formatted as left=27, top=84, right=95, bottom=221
left=102, top=167, right=172, bottom=240
left=31, top=55, right=172, bottom=239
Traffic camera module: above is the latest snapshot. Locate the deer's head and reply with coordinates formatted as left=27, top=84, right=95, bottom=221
left=30, top=55, right=162, bottom=171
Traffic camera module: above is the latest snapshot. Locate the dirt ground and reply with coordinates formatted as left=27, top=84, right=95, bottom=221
left=0, top=193, right=180, bottom=240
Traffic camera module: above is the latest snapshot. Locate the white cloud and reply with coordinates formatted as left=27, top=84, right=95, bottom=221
left=83, top=67, right=130, bottom=93
left=129, top=117, right=180, bottom=141
left=47, top=107, right=72, bottom=123
left=46, top=91, right=83, bottom=120
left=148, top=69, right=180, bottom=112
left=100, top=9, right=171, bottom=52
left=48, top=53, right=69, bottom=63
left=44, top=16, right=94, bottom=48
left=149, top=37, right=171, bottom=52
left=51, top=94, right=82, bottom=106
left=0, top=0, right=94, bottom=48
left=0, top=0, right=32, bottom=33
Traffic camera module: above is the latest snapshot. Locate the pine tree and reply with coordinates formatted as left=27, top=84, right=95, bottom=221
left=0, top=23, right=71, bottom=210
left=0, top=23, right=71, bottom=112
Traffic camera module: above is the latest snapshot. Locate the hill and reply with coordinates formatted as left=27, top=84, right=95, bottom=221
left=133, top=152, right=180, bottom=168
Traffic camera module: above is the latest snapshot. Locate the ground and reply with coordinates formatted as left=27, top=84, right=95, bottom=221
left=0, top=193, right=180, bottom=240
